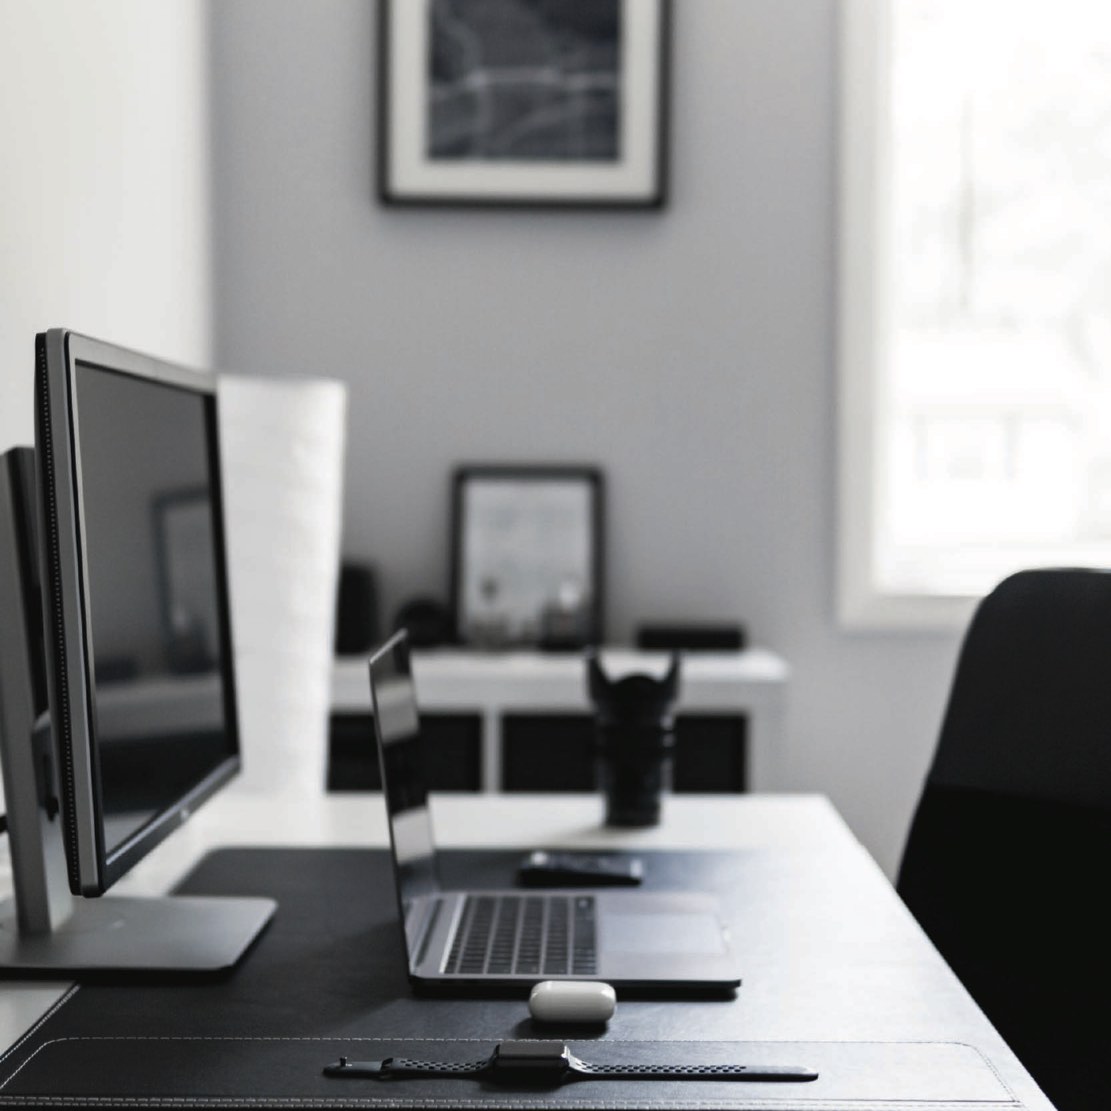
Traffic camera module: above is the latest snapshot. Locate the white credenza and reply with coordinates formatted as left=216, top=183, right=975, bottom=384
left=329, top=647, right=789, bottom=793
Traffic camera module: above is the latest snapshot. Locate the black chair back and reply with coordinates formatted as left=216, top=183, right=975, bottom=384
left=897, top=569, right=1111, bottom=1111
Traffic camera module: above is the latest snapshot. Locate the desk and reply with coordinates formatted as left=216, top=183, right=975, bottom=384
left=0, top=791, right=1054, bottom=1109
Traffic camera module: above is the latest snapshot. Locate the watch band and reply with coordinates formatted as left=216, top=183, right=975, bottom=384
left=324, top=1040, right=819, bottom=1084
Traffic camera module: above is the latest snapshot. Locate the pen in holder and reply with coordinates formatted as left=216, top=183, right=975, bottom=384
left=587, top=651, right=680, bottom=828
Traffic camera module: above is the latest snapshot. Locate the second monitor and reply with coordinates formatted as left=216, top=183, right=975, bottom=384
left=0, top=329, right=274, bottom=974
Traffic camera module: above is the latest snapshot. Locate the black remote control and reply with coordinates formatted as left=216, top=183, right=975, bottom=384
left=517, top=850, right=644, bottom=887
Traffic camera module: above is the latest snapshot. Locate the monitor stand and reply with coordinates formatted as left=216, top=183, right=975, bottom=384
left=0, top=890, right=276, bottom=975
left=0, top=449, right=275, bottom=974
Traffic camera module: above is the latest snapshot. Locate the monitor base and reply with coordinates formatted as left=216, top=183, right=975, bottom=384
left=0, top=894, right=276, bottom=975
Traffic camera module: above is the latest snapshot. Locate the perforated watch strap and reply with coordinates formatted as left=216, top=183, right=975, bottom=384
left=570, top=1057, right=819, bottom=1081
left=323, top=1041, right=819, bottom=1084
left=383, top=1055, right=490, bottom=1078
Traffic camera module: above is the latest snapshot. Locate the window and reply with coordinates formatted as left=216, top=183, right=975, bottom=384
left=839, top=0, right=1111, bottom=628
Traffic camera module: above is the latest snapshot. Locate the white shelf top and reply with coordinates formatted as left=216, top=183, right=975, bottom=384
left=332, top=646, right=789, bottom=711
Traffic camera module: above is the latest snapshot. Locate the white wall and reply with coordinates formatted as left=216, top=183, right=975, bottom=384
left=206, top=0, right=962, bottom=877
left=0, top=0, right=214, bottom=454
left=0, top=0, right=213, bottom=821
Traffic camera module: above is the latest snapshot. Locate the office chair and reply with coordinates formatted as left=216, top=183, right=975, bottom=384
left=897, top=568, right=1111, bottom=1111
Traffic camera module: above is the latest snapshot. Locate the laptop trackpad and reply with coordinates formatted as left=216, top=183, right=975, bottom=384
left=601, top=911, right=727, bottom=955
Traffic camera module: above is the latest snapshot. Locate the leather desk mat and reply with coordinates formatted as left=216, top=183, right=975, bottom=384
left=0, top=848, right=1021, bottom=1109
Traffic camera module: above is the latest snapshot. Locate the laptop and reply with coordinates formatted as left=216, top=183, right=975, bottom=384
left=368, top=630, right=742, bottom=992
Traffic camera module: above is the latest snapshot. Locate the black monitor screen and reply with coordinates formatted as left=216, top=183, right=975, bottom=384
left=73, top=361, right=235, bottom=861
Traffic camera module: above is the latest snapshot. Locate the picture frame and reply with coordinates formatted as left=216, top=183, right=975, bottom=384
left=377, top=0, right=670, bottom=209
left=450, top=465, right=604, bottom=649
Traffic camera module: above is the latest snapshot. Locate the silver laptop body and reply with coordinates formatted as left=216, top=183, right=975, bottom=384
left=368, top=631, right=741, bottom=992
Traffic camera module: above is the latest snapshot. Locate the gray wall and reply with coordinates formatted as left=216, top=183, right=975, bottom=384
left=208, top=0, right=961, bottom=877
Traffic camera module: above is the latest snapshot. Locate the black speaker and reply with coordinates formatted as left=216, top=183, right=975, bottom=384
left=334, top=561, right=380, bottom=655
left=636, top=623, right=746, bottom=651
left=392, top=596, right=453, bottom=648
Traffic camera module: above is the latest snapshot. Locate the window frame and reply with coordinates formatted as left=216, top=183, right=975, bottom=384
left=837, top=0, right=980, bottom=631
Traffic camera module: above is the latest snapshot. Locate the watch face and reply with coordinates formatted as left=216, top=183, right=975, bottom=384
left=497, top=1041, right=568, bottom=1061
left=491, top=1041, right=572, bottom=1083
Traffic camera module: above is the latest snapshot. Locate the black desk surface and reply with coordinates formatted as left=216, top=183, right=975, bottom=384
left=0, top=846, right=1033, bottom=1109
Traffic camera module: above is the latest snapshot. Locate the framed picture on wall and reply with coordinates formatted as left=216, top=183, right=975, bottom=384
left=451, top=465, right=604, bottom=649
left=377, top=0, right=670, bottom=208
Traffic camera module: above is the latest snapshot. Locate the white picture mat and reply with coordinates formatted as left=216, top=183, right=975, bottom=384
left=384, top=0, right=664, bottom=201
left=460, top=479, right=594, bottom=642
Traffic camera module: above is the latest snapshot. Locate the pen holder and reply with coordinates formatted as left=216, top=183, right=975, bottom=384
left=587, top=651, right=680, bottom=828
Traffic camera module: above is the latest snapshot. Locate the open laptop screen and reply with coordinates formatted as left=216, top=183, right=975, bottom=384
left=368, top=631, right=440, bottom=906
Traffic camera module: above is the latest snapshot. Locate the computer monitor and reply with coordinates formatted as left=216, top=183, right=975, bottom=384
left=0, top=329, right=275, bottom=974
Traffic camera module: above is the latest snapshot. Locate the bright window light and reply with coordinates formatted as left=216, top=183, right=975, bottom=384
left=840, top=0, right=1111, bottom=626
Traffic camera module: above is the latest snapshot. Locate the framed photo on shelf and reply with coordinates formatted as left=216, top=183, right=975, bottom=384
left=450, top=465, right=604, bottom=649
left=377, top=0, right=670, bottom=208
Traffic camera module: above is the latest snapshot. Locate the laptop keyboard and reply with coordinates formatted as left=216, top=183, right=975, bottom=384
left=444, top=894, right=597, bottom=977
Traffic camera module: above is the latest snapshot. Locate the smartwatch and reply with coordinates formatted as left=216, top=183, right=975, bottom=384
left=324, top=1040, right=818, bottom=1084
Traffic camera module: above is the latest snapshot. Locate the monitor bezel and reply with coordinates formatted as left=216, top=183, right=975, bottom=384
left=35, top=329, right=241, bottom=897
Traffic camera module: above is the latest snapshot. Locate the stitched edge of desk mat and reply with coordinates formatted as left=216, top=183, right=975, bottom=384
left=0, top=1036, right=1021, bottom=1109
